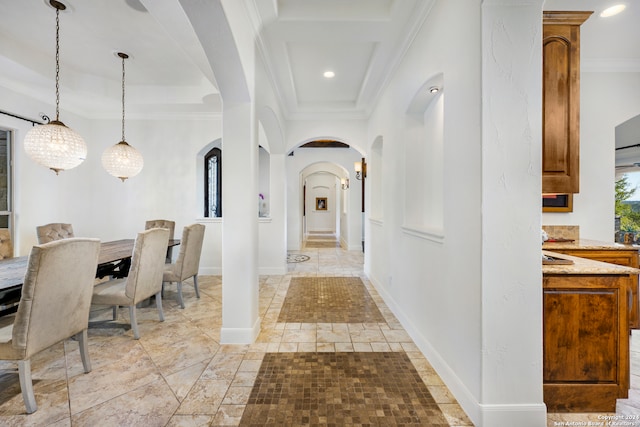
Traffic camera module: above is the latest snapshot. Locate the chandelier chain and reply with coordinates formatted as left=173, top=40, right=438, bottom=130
left=121, top=55, right=126, bottom=142
left=55, top=7, right=60, bottom=121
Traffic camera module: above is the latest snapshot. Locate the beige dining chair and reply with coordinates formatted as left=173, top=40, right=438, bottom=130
left=163, top=224, right=205, bottom=309
left=145, top=219, right=175, bottom=263
left=0, top=228, right=13, bottom=260
left=91, top=228, right=169, bottom=339
left=36, top=223, right=74, bottom=244
left=0, top=238, right=100, bottom=414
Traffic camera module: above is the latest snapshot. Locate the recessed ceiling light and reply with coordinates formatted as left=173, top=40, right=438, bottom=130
left=323, top=71, right=335, bottom=79
left=429, top=86, right=439, bottom=93
left=600, top=4, right=626, bottom=17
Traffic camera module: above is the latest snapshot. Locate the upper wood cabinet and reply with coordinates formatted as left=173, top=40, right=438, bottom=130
left=542, top=11, right=592, bottom=194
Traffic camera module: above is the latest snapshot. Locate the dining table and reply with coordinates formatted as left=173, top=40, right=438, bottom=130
left=0, top=238, right=180, bottom=314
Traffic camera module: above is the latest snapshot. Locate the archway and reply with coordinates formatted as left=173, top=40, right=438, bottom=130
left=300, top=163, right=349, bottom=248
left=285, top=139, right=365, bottom=252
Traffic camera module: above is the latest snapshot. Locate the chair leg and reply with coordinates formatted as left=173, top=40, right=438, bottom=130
left=112, top=305, right=118, bottom=320
left=193, top=274, right=200, bottom=299
left=76, top=329, right=92, bottom=373
left=155, top=291, right=165, bottom=322
left=17, top=359, right=37, bottom=414
left=177, top=281, right=185, bottom=309
left=129, top=305, right=140, bottom=339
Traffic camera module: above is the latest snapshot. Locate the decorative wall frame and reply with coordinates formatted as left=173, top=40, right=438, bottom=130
left=316, top=197, right=327, bottom=211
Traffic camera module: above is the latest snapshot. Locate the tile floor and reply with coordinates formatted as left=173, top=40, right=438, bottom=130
left=277, top=277, right=385, bottom=323
left=0, top=236, right=472, bottom=426
left=240, top=352, right=449, bottom=426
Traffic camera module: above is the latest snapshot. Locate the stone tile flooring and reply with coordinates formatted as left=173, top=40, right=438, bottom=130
left=303, top=232, right=342, bottom=249
left=303, top=241, right=341, bottom=248
left=0, top=238, right=474, bottom=426
left=277, top=277, right=385, bottom=323
left=239, top=352, right=449, bottom=426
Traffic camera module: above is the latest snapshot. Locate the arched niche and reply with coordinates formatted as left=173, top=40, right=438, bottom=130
left=403, top=72, right=445, bottom=243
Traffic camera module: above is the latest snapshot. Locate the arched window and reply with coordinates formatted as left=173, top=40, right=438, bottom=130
left=204, top=147, right=221, bottom=217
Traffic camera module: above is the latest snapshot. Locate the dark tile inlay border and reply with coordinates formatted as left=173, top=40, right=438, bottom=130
left=304, top=241, right=340, bottom=248
left=239, top=352, right=449, bottom=426
left=278, top=277, right=385, bottom=323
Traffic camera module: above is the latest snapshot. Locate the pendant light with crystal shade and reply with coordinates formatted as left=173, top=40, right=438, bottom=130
left=102, top=52, right=143, bottom=182
left=24, top=0, right=87, bottom=174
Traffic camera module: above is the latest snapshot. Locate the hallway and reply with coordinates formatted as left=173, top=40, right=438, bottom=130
left=0, top=243, right=473, bottom=426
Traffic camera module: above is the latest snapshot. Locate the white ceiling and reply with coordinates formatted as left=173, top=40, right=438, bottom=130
left=246, top=0, right=434, bottom=119
left=0, top=0, right=638, bottom=123
left=0, top=0, right=219, bottom=119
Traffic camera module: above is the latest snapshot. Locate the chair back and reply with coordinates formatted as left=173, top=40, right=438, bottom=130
left=175, top=224, right=205, bottom=280
left=36, top=223, right=74, bottom=244
left=0, top=228, right=13, bottom=259
left=125, top=228, right=170, bottom=303
left=144, top=220, right=175, bottom=239
left=145, top=219, right=175, bottom=262
left=12, top=238, right=100, bottom=359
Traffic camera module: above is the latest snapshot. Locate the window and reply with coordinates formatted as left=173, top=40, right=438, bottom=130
left=204, top=147, right=221, bottom=217
left=0, top=129, right=12, bottom=230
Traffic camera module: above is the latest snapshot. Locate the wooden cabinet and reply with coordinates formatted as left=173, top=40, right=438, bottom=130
left=544, top=273, right=630, bottom=412
left=542, top=11, right=592, bottom=194
left=549, top=247, right=640, bottom=328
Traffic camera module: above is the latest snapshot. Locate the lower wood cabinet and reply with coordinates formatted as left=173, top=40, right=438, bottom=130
left=543, top=274, right=630, bottom=412
left=547, top=248, right=640, bottom=329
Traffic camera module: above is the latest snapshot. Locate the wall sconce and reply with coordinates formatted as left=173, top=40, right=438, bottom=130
left=341, top=178, right=349, bottom=190
left=354, top=158, right=367, bottom=180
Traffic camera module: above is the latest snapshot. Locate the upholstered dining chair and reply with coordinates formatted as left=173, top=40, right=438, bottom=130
left=91, top=228, right=169, bottom=339
left=145, top=219, right=175, bottom=263
left=163, top=224, right=205, bottom=309
left=0, top=238, right=100, bottom=414
left=0, top=228, right=13, bottom=260
left=36, top=223, right=74, bottom=244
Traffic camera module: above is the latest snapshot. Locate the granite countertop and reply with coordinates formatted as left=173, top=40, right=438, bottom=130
left=542, top=250, right=640, bottom=275
left=543, top=238, right=639, bottom=251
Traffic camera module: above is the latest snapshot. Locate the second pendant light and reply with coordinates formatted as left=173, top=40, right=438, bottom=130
left=102, top=52, right=144, bottom=182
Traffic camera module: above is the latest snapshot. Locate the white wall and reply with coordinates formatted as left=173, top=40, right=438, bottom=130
left=0, top=95, right=226, bottom=274
left=542, top=72, right=640, bottom=240
left=364, top=1, right=545, bottom=425
left=0, top=83, right=268, bottom=277
left=305, top=173, right=336, bottom=233
left=1, top=66, right=293, bottom=277
left=258, top=152, right=287, bottom=275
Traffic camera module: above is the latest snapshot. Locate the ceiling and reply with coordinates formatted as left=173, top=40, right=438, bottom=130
left=246, top=0, right=433, bottom=119
left=0, top=0, right=219, bottom=120
left=0, top=0, right=638, bottom=125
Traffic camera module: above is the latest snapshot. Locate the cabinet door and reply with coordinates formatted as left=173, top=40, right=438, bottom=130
left=550, top=248, right=640, bottom=329
left=543, top=274, right=629, bottom=412
left=542, top=12, right=591, bottom=194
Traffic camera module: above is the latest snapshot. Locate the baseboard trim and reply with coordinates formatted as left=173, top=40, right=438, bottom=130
left=200, top=267, right=221, bottom=275
left=478, top=403, right=547, bottom=426
left=219, top=317, right=261, bottom=344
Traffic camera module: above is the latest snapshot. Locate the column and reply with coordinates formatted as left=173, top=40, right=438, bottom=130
left=220, top=102, right=260, bottom=344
